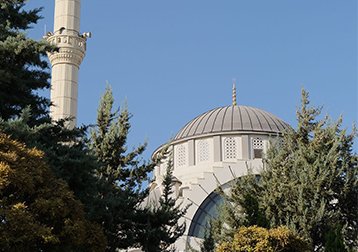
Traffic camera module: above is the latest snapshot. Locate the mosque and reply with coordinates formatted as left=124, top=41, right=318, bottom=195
left=143, top=91, right=289, bottom=251
left=45, top=0, right=290, bottom=251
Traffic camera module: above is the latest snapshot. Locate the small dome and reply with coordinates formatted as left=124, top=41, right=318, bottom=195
left=174, top=106, right=289, bottom=141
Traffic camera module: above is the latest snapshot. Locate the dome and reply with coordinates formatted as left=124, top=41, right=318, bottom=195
left=174, top=105, right=289, bottom=141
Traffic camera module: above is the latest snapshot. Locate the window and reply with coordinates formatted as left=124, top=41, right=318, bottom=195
left=252, top=137, right=264, bottom=159
left=177, top=145, right=186, bottom=167
left=224, top=137, right=237, bottom=159
left=198, top=140, right=209, bottom=163
left=188, top=192, right=224, bottom=238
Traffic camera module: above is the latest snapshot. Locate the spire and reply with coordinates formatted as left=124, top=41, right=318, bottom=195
left=232, top=78, right=237, bottom=106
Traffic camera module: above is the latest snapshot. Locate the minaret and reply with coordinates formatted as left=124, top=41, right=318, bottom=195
left=44, top=0, right=90, bottom=128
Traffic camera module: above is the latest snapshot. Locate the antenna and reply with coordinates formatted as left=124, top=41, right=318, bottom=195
left=44, top=24, right=46, bottom=36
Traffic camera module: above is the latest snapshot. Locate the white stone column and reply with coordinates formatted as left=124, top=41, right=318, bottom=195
left=44, top=0, right=90, bottom=128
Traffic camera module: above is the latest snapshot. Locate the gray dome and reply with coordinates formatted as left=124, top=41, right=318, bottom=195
left=174, top=106, right=289, bottom=141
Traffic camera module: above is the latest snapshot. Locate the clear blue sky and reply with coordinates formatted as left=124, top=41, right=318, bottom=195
left=26, top=1, right=357, bottom=157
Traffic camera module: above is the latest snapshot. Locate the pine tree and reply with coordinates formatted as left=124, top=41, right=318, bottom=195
left=200, top=221, right=215, bottom=252
left=214, top=89, right=358, bottom=251
left=89, top=85, right=155, bottom=251
left=89, top=85, right=188, bottom=251
left=325, top=226, right=347, bottom=252
left=138, top=159, right=188, bottom=252
left=0, top=0, right=55, bottom=122
left=212, top=175, right=269, bottom=245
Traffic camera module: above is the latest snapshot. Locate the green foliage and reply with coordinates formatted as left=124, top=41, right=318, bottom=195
left=89, top=85, right=187, bottom=251
left=138, top=158, right=188, bottom=252
left=200, top=221, right=215, bottom=252
left=214, top=89, right=358, bottom=251
left=0, top=0, right=55, bottom=122
left=0, top=131, right=106, bottom=251
left=213, top=175, right=269, bottom=245
left=0, top=108, right=101, bottom=221
left=325, top=226, right=347, bottom=252
left=88, top=85, right=153, bottom=251
left=216, top=226, right=311, bottom=252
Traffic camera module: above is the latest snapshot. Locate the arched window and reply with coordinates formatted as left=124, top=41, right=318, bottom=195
left=224, top=137, right=237, bottom=160
left=252, top=137, right=264, bottom=159
left=188, top=192, right=224, bottom=238
left=198, top=140, right=209, bottom=163
left=177, top=145, right=186, bottom=167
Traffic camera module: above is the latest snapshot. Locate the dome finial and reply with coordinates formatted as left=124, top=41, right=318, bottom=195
left=232, top=78, right=237, bottom=106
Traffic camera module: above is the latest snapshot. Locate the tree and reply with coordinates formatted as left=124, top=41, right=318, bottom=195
left=199, top=221, right=215, bottom=252
left=89, top=85, right=188, bottom=251
left=88, top=85, right=153, bottom=251
left=212, top=180, right=270, bottom=245
left=0, top=131, right=106, bottom=251
left=215, top=89, right=358, bottom=251
left=216, top=226, right=311, bottom=252
left=0, top=0, right=55, bottom=123
left=0, top=108, right=102, bottom=222
left=324, top=225, right=347, bottom=252
left=138, top=159, right=188, bottom=252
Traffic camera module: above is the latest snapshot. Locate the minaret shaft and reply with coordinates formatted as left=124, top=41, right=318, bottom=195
left=54, top=0, right=81, bottom=34
left=46, top=0, right=89, bottom=128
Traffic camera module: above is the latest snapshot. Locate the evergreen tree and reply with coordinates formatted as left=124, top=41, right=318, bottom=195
left=199, top=221, right=215, bottom=252
left=0, top=0, right=55, bottom=122
left=89, top=85, right=153, bottom=251
left=0, top=108, right=101, bottom=221
left=89, top=85, right=188, bottom=251
left=0, top=131, right=106, bottom=251
left=138, top=159, right=188, bottom=252
left=212, top=176, right=270, bottom=245
left=325, top=226, right=347, bottom=252
left=214, top=89, right=358, bottom=251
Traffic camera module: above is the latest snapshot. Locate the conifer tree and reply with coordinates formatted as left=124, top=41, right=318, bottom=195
left=138, top=159, right=188, bottom=252
left=89, top=85, right=155, bottom=251
left=324, top=226, right=347, bottom=252
left=0, top=0, right=55, bottom=122
left=0, top=108, right=101, bottom=221
left=89, top=85, right=188, bottom=251
left=214, top=89, right=358, bottom=251
left=199, top=221, right=215, bottom=252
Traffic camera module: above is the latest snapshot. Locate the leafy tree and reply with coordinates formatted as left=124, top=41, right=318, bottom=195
left=0, top=0, right=55, bottom=123
left=0, top=130, right=106, bottom=251
left=0, top=108, right=101, bottom=221
left=216, top=226, right=311, bottom=252
left=215, top=89, right=358, bottom=251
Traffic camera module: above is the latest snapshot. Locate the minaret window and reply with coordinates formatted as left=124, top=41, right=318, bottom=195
left=224, top=137, right=237, bottom=160
left=252, top=137, right=264, bottom=159
left=198, top=140, right=209, bottom=163
left=177, top=145, right=186, bottom=167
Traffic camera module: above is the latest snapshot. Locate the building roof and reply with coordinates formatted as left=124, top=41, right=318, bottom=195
left=174, top=105, right=289, bottom=141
